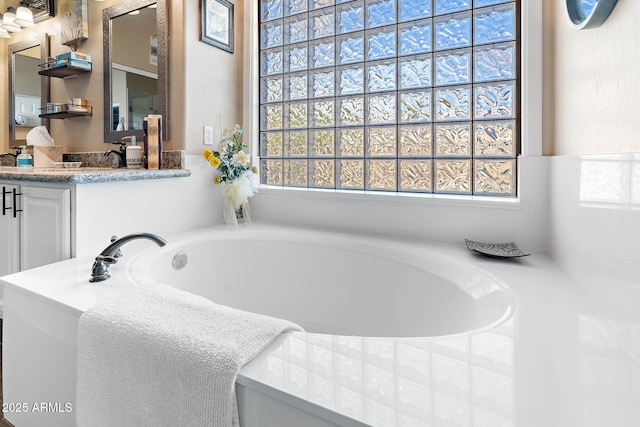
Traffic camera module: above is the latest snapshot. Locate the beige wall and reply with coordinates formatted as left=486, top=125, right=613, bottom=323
left=550, top=0, right=640, bottom=155
left=183, top=0, right=244, bottom=154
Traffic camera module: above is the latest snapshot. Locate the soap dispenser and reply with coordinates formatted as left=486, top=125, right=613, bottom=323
left=125, top=136, right=143, bottom=169
left=16, top=146, right=33, bottom=168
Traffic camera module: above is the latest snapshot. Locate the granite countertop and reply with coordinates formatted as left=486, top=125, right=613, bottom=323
left=0, top=166, right=191, bottom=184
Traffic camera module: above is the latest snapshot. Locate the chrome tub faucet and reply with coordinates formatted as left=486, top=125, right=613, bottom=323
left=89, top=233, right=167, bottom=282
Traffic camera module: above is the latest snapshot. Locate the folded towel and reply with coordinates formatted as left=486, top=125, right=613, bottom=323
left=76, top=283, right=302, bottom=427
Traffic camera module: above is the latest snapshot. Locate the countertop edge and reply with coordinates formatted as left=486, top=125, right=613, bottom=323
left=0, top=168, right=191, bottom=184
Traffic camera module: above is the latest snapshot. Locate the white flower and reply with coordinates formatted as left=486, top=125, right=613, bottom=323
left=222, top=124, right=242, bottom=140
left=232, top=151, right=250, bottom=167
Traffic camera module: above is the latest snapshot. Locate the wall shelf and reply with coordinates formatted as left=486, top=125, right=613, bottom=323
left=39, top=106, right=92, bottom=119
left=38, top=63, right=92, bottom=79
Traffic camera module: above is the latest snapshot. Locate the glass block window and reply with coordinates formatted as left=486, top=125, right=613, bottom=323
left=259, top=0, right=519, bottom=196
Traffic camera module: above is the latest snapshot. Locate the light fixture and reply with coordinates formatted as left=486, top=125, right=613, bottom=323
left=0, top=25, right=10, bottom=39
left=14, top=6, right=34, bottom=27
left=1, top=11, right=22, bottom=32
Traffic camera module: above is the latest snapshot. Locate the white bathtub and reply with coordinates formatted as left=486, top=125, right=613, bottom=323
left=126, top=226, right=515, bottom=338
left=3, top=224, right=639, bottom=427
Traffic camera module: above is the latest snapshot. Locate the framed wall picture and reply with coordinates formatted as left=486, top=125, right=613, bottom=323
left=200, top=0, right=234, bottom=53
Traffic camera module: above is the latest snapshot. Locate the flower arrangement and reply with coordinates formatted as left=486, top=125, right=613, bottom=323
left=202, top=124, right=256, bottom=184
left=203, top=124, right=257, bottom=225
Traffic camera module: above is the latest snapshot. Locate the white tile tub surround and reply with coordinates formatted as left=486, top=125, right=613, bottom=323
left=549, top=153, right=640, bottom=362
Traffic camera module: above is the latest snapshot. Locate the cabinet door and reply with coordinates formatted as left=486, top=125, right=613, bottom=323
left=19, top=185, right=71, bottom=271
left=0, top=184, right=21, bottom=276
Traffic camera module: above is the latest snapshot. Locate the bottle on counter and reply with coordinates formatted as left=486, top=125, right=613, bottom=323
left=125, top=136, right=143, bottom=169
left=16, top=146, right=33, bottom=168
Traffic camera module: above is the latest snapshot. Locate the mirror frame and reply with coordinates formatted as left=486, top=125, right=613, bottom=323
left=566, top=0, right=619, bottom=30
left=8, top=34, right=50, bottom=147
left=103, top=0, right=168, bottom=143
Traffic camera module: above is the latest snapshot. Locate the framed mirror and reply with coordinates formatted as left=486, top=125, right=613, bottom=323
left=8, top=34, right=50, bottom=145
left=103, top=0, right=167, bottom=143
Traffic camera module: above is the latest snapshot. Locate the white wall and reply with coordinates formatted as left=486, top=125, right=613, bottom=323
left=552, top=0, right=640, bottom=154
left=548, top=1, right=640, bottom=361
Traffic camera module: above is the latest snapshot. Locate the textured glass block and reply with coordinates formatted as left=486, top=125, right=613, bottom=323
left=435, top=86, right=471, bottom=121
left=400, top=160, right=432, bottom=191
left=474, top=82, right=515, bottom=119
left=435, top=0, right=471, bottom=15
left=474, top=0, right=511, bottom=6
left=399, top=0, right=432, bottom=22
left=339, top=128, right=365, bottom=156
left=367, top=0, right=396, bottom=28
left=338, top=2, right=364, bottom=33
left=261, top=77, right=283, bottom=103
left=435, top=123, right=471, bottom=156
left=367, top=28, right=396, bottom=60
left=474, top=42, right=515, bottom=82
left=311, top=40, right=335, bottom=68
left=400, top=55, right=432, bottom=89
left=262, top=0, right=284, bottom=21
left=474, top=159, right=515, bottom=195
left=367, top=160, right=397, bottom=190
left=435, top=13, right=471, bottom=50
left=338, top=65, right=364, bottom=94
left=312, top=130, right=335, bottom=155
left=262, top=159, right=284, bottom=185
left=435, top=160, right=471, bottom=193
left=261, top=132, right=283, bottom=157
left=286, top=102, right=308, bottom=128
left=285, top=131, right=308, bottom=156
left=474, top=120, right=515, bottom=157
left=285, top=73, right=308, bottom=100
left=285, top=16, right=308, bottom=43
left=285, top=44, right=308, bottom=72
left=261, top=49, right=283, bottom=76
left=338, top=97, right=365, bottom=126
left=367, top=60, right=396, bottom=92
left=262, top=104, right=283, bottom=130
left=399, top=20, right=433, bottom=56
left=261, top=22, right=284, bottom=48
left=339, top=160, right=365, bottom=188
left=435, top=49, right=471, bottom=86
left=287, top=0, right=308, bottom=16
left=312, top=100, right=335, bottom=126
left=311, top=160, right=335, bottom=187
left=367, top=127, right=397, bottom=156
left=367, top=94, right=396, bottom=125
left=400, top=125, right=432, bottom=157
left=337, top=34, right=365, bottom=64
left=474, top=3, right=516, bottom=45
left=312, top=0, right=335, bottom=9
left=284, top=160, right=308, bottom=186
left=400, top=91, right=432, bottom=123
left=312, top=70, right=335, bottom=97
left=311, top=9, right=336, bottom=39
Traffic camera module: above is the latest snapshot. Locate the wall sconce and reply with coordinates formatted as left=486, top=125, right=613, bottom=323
left=0, top=0, right=53, bottom=38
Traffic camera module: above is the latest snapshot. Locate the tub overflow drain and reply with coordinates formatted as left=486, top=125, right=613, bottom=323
left=172, top=252, right=188, bottom=270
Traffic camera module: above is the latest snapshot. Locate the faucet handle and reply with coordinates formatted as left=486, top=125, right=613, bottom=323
left=110, top=235, right=123, bottom=259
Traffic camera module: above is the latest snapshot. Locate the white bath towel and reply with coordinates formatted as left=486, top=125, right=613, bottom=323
left=76, top=283, right=302, bottom=427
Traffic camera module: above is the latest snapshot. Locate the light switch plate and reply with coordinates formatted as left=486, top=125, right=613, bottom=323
left=203, top=126, right=214, bottom=145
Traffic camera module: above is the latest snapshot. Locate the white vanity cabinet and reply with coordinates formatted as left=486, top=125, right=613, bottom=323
left=0, top=181, right=72, bottom=277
